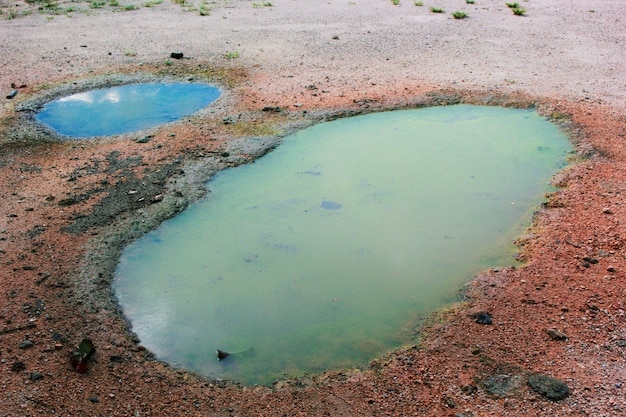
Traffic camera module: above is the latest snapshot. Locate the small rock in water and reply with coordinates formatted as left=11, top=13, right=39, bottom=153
left=474, top=312, right=493, bottom=325
left=527, top=374, right=570, bottom=400
left=217, top=349, right=230, bottom=361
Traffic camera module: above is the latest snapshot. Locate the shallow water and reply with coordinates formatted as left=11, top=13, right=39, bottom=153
left=36, top=83, right=220, bottom=138
left=114, top=105, right=571, bottom=385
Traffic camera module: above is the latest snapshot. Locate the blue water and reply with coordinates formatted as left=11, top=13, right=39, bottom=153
left=36, top=83, right=220, bottom=138
left=114, top=105, right=572, bottom=385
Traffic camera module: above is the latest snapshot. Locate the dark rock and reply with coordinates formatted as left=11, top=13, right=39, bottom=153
left=11, top=361, right=26, bottom=372
left=88, top=397, right=100, bottom=403
left=262, top=106, right=283, bottom=112
left=58, top=195, right=82, bottom=206
left=546, top=329, right=568, bottom=341
left=109, top=355, right=124, bottom=363
left=461, top=384, right=477, bottom=394
left=474, top=312, right=493, bottom=325
left=527, top=374, right=570, bottom=400
left=443, top=396, right=456, bottom=408
left=582, top=256, right=598, bottom=264
left=19, top=340, right=34, bottom=349
left=170, top=52, right=184, bottom=59
left=30, top=372, right=43, bottom=381
left=217, top=349, right=230, bottom=360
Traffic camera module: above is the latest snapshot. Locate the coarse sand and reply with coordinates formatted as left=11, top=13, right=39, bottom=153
left=0, top=0, right=625, bottom=415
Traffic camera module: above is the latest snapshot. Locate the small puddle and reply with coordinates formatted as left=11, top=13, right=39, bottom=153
left=114, top=105, right=571, bottom=385
left=35, top=83, right=220, bottom=138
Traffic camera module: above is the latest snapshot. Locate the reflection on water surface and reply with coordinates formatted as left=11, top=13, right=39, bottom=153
left=36, top=83, right=220, bottom=138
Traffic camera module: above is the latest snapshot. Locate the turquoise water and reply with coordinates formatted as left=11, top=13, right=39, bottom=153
left=36, top=83, right=220, bottom=138
left=114, top=105, right=571, bottom=385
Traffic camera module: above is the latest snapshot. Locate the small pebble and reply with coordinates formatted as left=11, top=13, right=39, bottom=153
left=546, top=328, right=568, bottom=341
left=19, top=340, right=34, bottom=349
left=475, top=312, right=493, bottom=325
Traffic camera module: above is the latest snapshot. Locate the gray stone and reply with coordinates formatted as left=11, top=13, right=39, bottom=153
left=546, top=328, right=568, bottom=341
left=19, top=340, right=34, bottom=349
left=483, top=374, right=522, bottom=397
left=527, top=374, right=570, bottom=400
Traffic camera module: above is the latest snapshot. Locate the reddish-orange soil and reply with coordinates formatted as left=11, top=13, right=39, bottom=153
left=1, top=1, right=624, bottom=416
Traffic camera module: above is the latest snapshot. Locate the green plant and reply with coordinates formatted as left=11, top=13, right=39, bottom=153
left=391, top=0, right=400, bottom=5
left=429, top=7, right=444, bottom=13
left=466, top=0, right=475, bottom=4
left=89, top=0, right=106, bottom=8
left=505, top=2, right=519, bottom=8
left=224, top=50, right=240, bottom=59
left=165, top=60, right=172, bottom=66
left=511, top=7, right=525, bottom=15
left=123, top=4, right=139, bottom=9
left=28, top=0, right=61, bottom=13
left=414, top=1, right=423, bottom=5
left=109, top=0, right=119, bottom=6
left=4, top=6, right=17, bottom=19
left=252, top=1, right=272, bottom=7
left=198, top=0, right=210, bottom=15
left=452, top=11, right=468, bottom=19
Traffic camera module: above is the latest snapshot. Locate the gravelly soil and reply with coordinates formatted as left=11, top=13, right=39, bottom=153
left=0, top=1, right=624, bottom=416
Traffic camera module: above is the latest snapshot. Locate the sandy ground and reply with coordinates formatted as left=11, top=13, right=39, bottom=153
left=0, top=0, right=625, bottom=415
